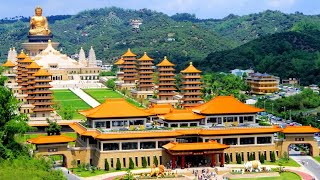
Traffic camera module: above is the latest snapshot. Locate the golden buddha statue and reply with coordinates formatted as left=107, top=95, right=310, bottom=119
left=29, top=6, right=51, bottom=36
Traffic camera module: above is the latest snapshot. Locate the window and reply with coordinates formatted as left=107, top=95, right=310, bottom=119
left=170, top=124, right=178, bottom=127
left=295, top=138, right=304, bottom=141
left=240, top=137, right=255, bottom=145
left=180, top=123, right=188, bottom=127
left=111, top=158, right=114, bottom=168
left=190, top=123, right=197, bottom=127
left=103, top=143, right=119, bottom=151
left=159, top=156, right=162, bottom=165
left=140, top=142, right=156, bottom=149
left=95, top=121, right=105, bottom=128
left=241, top=152, right=244, bottom=161
left=257, top=137, right=272, bottom=144
left=129, top=120, right=144, bottom=125
left=230, top=153, right=233, bottom=162
left=207, top=117, right=217, bottom=123
left=112, top=120, right=128, bottom=127
left=77, top=160, right=81, bottom=165
left=122, top=142, right=138, bottom=150
left=147, top=156, right=150, bottom=166
left=223, top=138, right=238, bottom=145
left=247, top=152, right=250, bottom=161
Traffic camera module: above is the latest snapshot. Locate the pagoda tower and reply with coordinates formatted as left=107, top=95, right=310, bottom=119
left=114, top=57, right=124, bottom=80
left=16, top=53, right=33, bottom=94
left=131, top=52, right=154, bottom=99
left=156, top=56, right=176, bottom=101
left=137, top=52, right=154, bottom=91
left=29, top=68, right=54, bottom=117
left=120, top=48, right=138, bottom=90
left=180, top=62, right=203, bottom=107
left=1, top=59, right=16, bottom=85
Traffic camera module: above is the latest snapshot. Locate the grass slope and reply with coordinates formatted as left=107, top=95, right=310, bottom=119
left=231, top=172, right=300, bottom=180
left=53, top=90, right=91, bottom=119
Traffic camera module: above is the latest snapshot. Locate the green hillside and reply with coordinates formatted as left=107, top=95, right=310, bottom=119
left=0, top=7, right=235, bottom=70
left=198, top=30, right=320, bottom=85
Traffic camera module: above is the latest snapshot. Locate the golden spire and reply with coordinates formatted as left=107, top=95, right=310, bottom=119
left=48, top=39, right=51, bottom=44
left=190, top=62, right=193, bottom=65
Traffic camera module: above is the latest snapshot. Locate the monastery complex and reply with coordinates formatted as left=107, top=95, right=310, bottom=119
left=1, top=7, right=319, bottom=173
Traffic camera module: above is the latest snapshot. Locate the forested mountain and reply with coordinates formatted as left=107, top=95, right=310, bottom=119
left=198, top=30, right=320, bottom=85
left=1, top=7, right=320, bottom=81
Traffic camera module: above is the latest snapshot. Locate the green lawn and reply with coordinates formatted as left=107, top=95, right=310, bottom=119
left=70, top=168, right=133, bottom=177
left=263, top=158, right=300, bottom=167
left=53, top=90, right=91, bottom=119
left=314, top=156, right=320, bottom=163
left=231, top=172, right=301, bottom=180
left=83, top=88, right=122, bottom=103
left=84, top=88, right=142, bottom=107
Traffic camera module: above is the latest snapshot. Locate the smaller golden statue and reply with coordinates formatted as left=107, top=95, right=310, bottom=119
left=29, top=6, right=51, bottom=36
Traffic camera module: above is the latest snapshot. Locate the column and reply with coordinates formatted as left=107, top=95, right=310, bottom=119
left=181, top=155, right=185, bottom=169
left=172, top=155, right=176, bottom=169
left=211, top=153, right=216, bottom=167
left=220, top=153, right=224, bottom=167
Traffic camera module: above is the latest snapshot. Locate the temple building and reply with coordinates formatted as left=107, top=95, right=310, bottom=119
left=118, top=48, right=138, bottom=90
left=181, top=62, right=203, bottom=107
left=114, top=57, right=124, bottom=80
left=150, top=56, right=178, bottom=105
left=131, top=52, right=154, bottom=99
left=246, top=72, right=279, bottom=94
left=28, top=95, right=320, bottom=170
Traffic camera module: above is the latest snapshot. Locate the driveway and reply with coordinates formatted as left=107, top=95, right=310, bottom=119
left=55, top=166, right=82, bottom=180
left=290, top=156, right=320, bottom=180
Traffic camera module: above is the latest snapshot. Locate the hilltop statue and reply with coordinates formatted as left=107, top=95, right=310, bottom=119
left=29, top=6, right=51, bottom=36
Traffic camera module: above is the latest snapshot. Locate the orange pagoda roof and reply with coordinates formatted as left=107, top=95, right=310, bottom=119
left=282, top=125, right=320, bottom=134
left=158, top=109, right=205, bottom=121
left=157, top=56, right=175, bottom=67
left=26, top=62, right=41, bottom=69
left=114, top=57, right=124, bottom=65
left=2, top=60, right=15, bottom=67
left=181, top=62, right=201, bottom=73
left=33, top=69, right=51, bottom=76
left=21, top=56, right=33, bottom=63
left=79, top=98, right=151, bottom=118
left=27, top=135, right=75, bottom=145
left=192, top=96, right=264, bottom=115
left=138, top=52, right=153, bottom=61
left=122, top=48, right=137, bottom=57
left=163, top=140, right=229, bottom=151
left=146, top=104, right=173, bottom=115
left=17, top=50, right=26, bottom=59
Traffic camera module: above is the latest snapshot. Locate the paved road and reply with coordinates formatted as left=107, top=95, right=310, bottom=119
left=290, top=156, right=320, bottom=180
left=69, top=87, right=100, bottom=107
left=55, top=167, right=82, bottom=180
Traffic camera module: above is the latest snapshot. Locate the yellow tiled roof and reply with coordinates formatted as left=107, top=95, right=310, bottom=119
left=146, top=104, right=173, bottom=115
left=33, top=69, right=52, bottom=76
left=181, top=62, right=201, bottom=73
left=163, top=140, right=229, bottom=151
left=2, top=60, right=15, bottom=67
left=114, top=57, right=124, bottom=65
left=138, top=52, right=153, bottom=61
left=122, top=48, right=137, bottom=57
left=27, top=135, right=75, bottom=144
left=192, top=96, right=264, bottom=115
left=282, top=125, right=320, bottom=134
left=79, top=98, right=151, bottom=118
left=158, top=109, right=205, bottom=121
left=157, top=56, right=175, bottom=67
left=26, top=62, right=41, bottom=69
left=21, top=56, right=33, bottom=63
left=17, top=50, right=26, bottom=59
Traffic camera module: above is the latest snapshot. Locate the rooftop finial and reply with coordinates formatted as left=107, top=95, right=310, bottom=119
left=9, top=48, right=12, bottom=51
left=48, top=39, right=51, bottom=44
left=190, top=62, right=193, bottom=65
left=144, top=52, right=146, bottom=55
left=164, top=56, right=167, bottom=59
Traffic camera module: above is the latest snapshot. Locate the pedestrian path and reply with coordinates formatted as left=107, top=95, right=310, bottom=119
left=69, top=88, right=100, bottom=107
left=290, top=156, right=320, bottom=180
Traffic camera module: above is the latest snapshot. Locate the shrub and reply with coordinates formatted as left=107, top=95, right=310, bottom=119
left=282, top=151, right=289, bottom=162
left=104, top=159, right=109, bottom=171
left=236, top=153, right=242, bottom=164
left=116, top=158, right=121, bottom=170
left=270, top=151, right=276, bottom=162
left=142, top=157, right=147, bottom=168
left=153, top=156, right=158, bottom=166
left=129, top=157, right=134, bottom=169
left=260, top=154, right=265, bottom=163
left=225, top=154, right=230, bottom=164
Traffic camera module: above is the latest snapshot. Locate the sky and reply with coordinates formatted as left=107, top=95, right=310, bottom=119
left=1, top=0, right=320, bottom=19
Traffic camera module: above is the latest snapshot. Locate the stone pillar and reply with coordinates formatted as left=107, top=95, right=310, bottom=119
left=220, top=153, right=224, bottom=167
left=172, top=155, right=176, bottom=169
left=181, top=155, right=185, bottom=169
